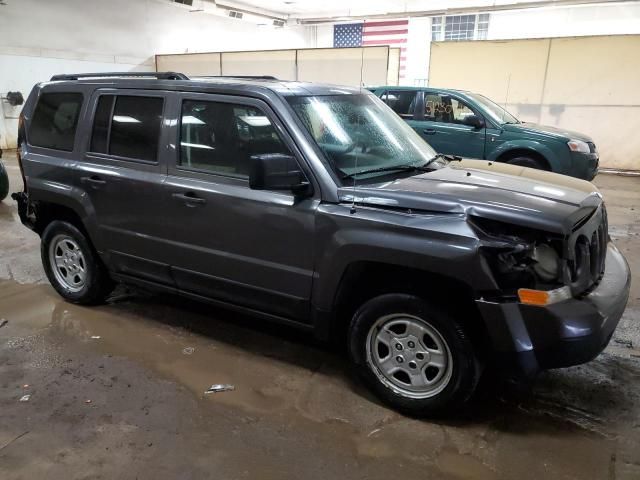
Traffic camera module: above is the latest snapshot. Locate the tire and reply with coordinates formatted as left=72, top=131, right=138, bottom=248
left=505, top=156, right=546, bottom=170
left=0, top=161, right=8, bottom=202
left=41, top=220, right=114, bottom=304
left=348, top=293, right=481, bottom=416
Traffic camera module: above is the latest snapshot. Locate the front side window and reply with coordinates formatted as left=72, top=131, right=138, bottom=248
left=466, top=92, right=519, bottom=125
left=29, top=92, right=83, bottom=151
left=179, top=100, right=290, bottom=177
left=382, top=91, right=417, bottom=119
left=89, top=95, right=164, bottom=162
left=287, top=94, right=437, bottom=183
left=425, top=94, right=475, bottom=124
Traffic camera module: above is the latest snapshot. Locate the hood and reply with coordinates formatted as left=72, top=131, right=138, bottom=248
left=504, top=122, right=592, bottom=142
left=338, top=160, right=602, bottom=234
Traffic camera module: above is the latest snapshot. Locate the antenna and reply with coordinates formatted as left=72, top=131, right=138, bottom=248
left=502, top=73, right=511, bottom=123
left=350, top=47, right=365, bottom=215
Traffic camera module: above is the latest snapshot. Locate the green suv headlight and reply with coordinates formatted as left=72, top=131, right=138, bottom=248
left=567, top=139, right=590, bottom=153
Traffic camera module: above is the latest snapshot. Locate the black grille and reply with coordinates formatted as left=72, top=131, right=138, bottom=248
left=569, top=205, right=608, bottom=294
left=587, top=142, right=597, bottom=153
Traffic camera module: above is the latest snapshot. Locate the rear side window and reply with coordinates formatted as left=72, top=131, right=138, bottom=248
left=29, top=92, right=83, bottom=151
left=382, top=90, right=417, bottom=119
left=89, top=95, right=164, bottom=162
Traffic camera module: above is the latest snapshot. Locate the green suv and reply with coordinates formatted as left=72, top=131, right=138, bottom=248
left=370, top=86, right=599, bottom=180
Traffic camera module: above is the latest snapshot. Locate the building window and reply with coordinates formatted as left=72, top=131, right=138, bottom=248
left=431, top=17, right=442, bottom=41
left=477, top=13, right=489, bottom=40
left=431, top=13, right=490, bottom=41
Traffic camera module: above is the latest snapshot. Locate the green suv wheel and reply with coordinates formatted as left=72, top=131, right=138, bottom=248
left=505, top=156, right=547, bottom=170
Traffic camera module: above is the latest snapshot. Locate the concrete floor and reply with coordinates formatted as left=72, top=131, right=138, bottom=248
left=1, top=152, right=639, bottom=479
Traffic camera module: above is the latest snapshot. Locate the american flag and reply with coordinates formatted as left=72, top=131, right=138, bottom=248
left=334, top=19, right=408, bottom=79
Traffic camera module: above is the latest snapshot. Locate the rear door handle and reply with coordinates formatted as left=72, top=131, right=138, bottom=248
left=172, top=192, right=206, bottom=206
left=423, top=129, right=437, bottom=135
left=80, top=175, right=106, bottom=187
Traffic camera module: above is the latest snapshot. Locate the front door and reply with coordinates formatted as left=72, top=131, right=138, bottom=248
left=161, top=93, right=318, bottom=322
left=416, top=91, right=486, bottom=158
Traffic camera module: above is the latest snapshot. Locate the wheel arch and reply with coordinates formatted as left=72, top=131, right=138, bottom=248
left=494, top=148, right=551, bottom=170
left=34, top=200, right=91, bottom=241
left=329, top=261, right=489, bottom=352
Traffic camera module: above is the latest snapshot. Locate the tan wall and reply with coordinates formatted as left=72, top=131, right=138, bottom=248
left=429, top=35, right=640, bottom=171
left=156, top=46, right=397, bottom=87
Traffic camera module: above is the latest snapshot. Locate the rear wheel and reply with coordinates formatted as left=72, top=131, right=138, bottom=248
left=0, top=161, right=9, bottom=201
left=505, top=155, right=546, bottom=170
left=349, top=294, right=481, bottom=416
left=41, top=221, right=114, bottom=304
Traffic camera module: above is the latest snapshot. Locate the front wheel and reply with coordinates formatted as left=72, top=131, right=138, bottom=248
left=41, top=221, right=114, bottom=304
left=348, top=294, right=481, bottom=416
left=505, top=156, right=547, bottom=170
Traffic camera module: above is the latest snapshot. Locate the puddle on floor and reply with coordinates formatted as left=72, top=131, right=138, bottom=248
left=1, top=279, right=638, bottom=479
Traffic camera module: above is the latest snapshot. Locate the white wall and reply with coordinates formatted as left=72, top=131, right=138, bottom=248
left=487, top=2, right=640, bottom=40
left=405, top=17, right=431, bottom=86
left=0, top=0, right=307, bottom=149
left=401, top=1, right=640, bottom=86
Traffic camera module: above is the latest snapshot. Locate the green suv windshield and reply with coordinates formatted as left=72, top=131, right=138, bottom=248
left=466, top=93, right=519, bottom=125
left=287, top=94, right=438, bottom=183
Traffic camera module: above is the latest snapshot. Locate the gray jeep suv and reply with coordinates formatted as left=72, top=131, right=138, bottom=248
left=13, top=72, right=631, bottom=416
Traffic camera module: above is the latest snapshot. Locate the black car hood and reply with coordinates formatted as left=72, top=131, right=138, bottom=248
left=338, top=160, right=602, bottom=234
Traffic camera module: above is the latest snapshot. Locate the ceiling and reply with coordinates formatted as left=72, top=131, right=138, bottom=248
left=216, top=0, right=635, bottom=22
left=228, top=0, right=412, bottom=18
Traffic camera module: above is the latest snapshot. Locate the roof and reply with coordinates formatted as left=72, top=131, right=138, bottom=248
left=45, top=72, right=368, bottom=97
left=368, top=85, right=470, bottom=95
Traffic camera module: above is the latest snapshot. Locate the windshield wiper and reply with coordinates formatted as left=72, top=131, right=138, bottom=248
left=341, top=163, right=429, bottom=180
left=424, top=153, right=462, bottom=167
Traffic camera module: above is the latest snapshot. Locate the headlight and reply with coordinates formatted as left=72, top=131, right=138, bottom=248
left=531, top=244, right=560, bottom=281
left=567, top=139, right=590, bottom=153
left=470, top=216, right=564, bottom=291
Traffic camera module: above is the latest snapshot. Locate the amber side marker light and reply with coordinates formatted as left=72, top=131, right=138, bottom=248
left=518, top=286, right=572, bottom=306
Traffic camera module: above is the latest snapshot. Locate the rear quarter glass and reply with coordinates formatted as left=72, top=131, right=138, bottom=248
left=29, top=92, right=84, bottom=151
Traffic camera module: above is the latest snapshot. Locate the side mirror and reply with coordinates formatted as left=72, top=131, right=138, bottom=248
left=249, top=153, right=311, bottom=196
left=462, top=114, right=485, bottom=129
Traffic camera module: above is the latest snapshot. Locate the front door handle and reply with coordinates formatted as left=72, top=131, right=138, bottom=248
left=80, top=175, right=106, bottom=187
left=172, top=192, right=206, bottom=206
left=423, top=129, right=437, bottom=135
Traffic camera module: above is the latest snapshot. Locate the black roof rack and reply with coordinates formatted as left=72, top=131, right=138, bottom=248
left=194, top=75, right=279, bottom=80
left=50, top=71, right=189, bottom=81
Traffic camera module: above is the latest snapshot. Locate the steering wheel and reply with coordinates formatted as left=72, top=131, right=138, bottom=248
left=335, top=131, right=370, bottom=155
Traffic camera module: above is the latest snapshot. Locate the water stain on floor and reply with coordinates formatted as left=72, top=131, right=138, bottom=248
left=2, top=279, right=639, bottom=479
left=2, top=154, right=640, bottom=478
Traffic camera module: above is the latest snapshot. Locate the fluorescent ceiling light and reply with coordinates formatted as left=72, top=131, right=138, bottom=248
left=239, top=115, right=271, bottom=127
left=112, top=115, right=140, bottom=123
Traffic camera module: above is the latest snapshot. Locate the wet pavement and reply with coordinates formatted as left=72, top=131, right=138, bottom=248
left=1, top=152, right=639, bottom=479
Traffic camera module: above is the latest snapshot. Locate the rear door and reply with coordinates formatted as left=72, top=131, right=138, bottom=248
left=160, top=92, right=318, bottom=322
left=380, top=90, right=424, bottom=132
left=74, top=90, right=173, bottom=284
left=416, top=90, right=486, bottom=158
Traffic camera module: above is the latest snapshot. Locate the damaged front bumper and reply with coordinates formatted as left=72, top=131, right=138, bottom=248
left=477, top=243, right=631, bottom=376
